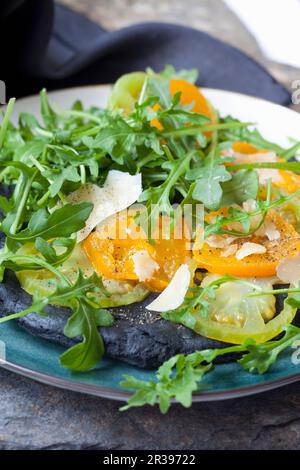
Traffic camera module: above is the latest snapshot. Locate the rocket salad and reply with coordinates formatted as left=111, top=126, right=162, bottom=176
left=1, top=66, right=300, bottom=412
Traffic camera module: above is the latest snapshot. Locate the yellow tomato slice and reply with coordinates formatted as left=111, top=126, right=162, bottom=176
left=82, top=212, right=191, bottom=292
left=193, top=209, right=300, bottom=277
left=231, top=141, right=263, bottom=154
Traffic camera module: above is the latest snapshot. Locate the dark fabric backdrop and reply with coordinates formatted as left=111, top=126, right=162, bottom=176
left=0, top=0, right=290, bottom=104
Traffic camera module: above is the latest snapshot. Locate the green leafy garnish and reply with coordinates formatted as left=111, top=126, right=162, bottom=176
left=186, top=154, right=232, bottom=210
left=5, top=203, right=92, bottom=244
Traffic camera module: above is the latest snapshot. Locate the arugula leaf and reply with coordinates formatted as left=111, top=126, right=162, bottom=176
left=120, top=324, right=300, bottom=413
left=155, top=92, right=210, bottom=128
left=0, top=262, right=114, bottom=371
left=121, top=353, right=211, bottom=413
left=19, top=112, right=42, bottom=133
left=162, top=282, right=219, bottom=328
left=219, top=116, right=300, bottom=159
left=35, top=237, right=76, bottom=265
left=229, top=161, right=300, bottom=173
left=0, top=194, right=12, bottom=214
left=2, top=202, right=93, bottom=251
left=0, top=162, right=38, bottom=236
left=44, top=166, right=81, bottom=197
left=6, top=202, right=92, bottom=243
left=238, top=324, right=300, bottom=373
left=220, top=169, right=259, bottom=206
left=146, top=76, right=172, bottom=109
left=40, top=88, right=58, bottom=129
left=60, top=296, right=111, bottom=371
left=139, top=150, right=195, bottom=229
left=0, top=98, right=16, bottom=148
left=50, top=272, right=114, bottom=371
left=92, top=115, right=163, bottom=164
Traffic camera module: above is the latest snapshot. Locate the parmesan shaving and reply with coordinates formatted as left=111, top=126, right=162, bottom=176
left=255, top=220, right=280, bottom=241
left=221, top=243, right=238, bottom=257
left=67, top=171, right=142, bottom=242
left=131, top=251, right=159, bottom=282
left=235, top=242, right=266, bottom=260
left=206, top=235, right=236, bottom=249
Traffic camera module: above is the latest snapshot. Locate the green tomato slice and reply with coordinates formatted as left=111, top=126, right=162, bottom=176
left=16, top=243, right=150, bottom=308
left=196, top=274, right=297, bottom=344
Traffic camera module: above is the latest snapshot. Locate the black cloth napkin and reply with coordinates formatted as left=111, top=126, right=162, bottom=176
left=1, top=0, right=290, bottom=104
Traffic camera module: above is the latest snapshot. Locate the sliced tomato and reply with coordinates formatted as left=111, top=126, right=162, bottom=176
left=108, top=72, right=147, bottom=114
left=82, top=212, right=191, bottom=292
left=193, top=273, right=297, bottom=344
left=194, top=298, right=296, bottom=344
left=193, top=209, right=300, bottom=277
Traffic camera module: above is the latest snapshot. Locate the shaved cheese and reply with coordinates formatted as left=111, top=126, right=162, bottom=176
left=235, top=242, right=266, bottom=260
left=131, top=251, right=159, bottom=282
left=241, top=199, right=262, bottom=230
left=255, top=220, right=280, bottom=241
left=276, top=254, right=300, bottom=285
left=265, top=224, right=281, bottom=241
left=146, top=264, right=190, bottom=312
left=257, top=169, right=283, bottom=186
left=242, top=201, right=280, bottom=241
left=221, top=243, right=238, bottom=257
left=67, top=183, right=102, bottom=242
left=67, top=171, right=142, bottom=242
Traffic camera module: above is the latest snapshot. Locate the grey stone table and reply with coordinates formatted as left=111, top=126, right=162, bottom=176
left=2, top=367, right=300, bottom=449
left=2, top=0, right=300, bottom=450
